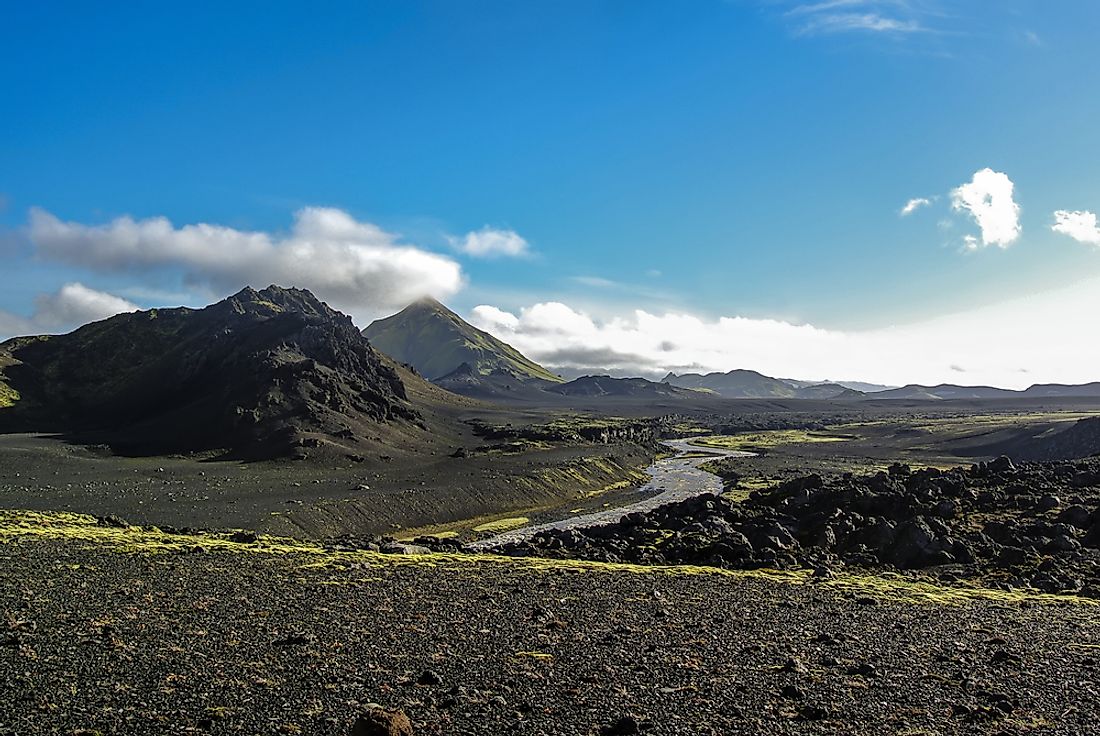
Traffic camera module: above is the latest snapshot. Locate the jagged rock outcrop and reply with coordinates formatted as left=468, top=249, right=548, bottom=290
left=496, top=458, right=1100, bottom=596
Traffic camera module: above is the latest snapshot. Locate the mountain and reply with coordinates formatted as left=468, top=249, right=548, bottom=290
left=662, top=369, right=799, bottom=398
left=363, top=298, right=562, bottom=384
left=794, top=383, right=865, bottom=400
left=431, top=361, right=558, bottom=401
left=548, top=375, right=702, bottom=399
left=865, top=382, right=1100, bottom=401
left=867, top=384, right=1018, bottom=401
left=661, top=370, right=859, bottom=400
left=782, top=378, right=894, bottom=393
left=0, top=286, right=457, bottom=459
left=1022, top=383, right=1100, bottom=398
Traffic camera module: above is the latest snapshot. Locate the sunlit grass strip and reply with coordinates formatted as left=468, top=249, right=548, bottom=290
left=1, top=509, right=1096, bottom=608
left=689, top=430, right=852, bottom=452
left=471, top=516, right=530, bottom=534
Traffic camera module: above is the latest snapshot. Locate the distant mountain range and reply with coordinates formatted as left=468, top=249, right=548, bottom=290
left=661, top=370, right=863, bottom=400
left=362, top=301, right=1100, bottom=404
left=0, top=286, right=461, bottom=459
left=865, top=383, right=1100, bottom=401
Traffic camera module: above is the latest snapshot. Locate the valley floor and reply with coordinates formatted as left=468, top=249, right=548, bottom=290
left=2, top=512, right=1098, bottom=735
left=0, top=434, right=653, bottom=539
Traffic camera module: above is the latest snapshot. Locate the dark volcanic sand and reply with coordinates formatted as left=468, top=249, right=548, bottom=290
left=2, top=524, right=1098, bottom=735
left=0, top=434, right=653, bottom=539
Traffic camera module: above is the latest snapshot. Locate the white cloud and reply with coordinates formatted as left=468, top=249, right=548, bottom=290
left=571, top=276, right=618, bottom=288
left=469, top=276, right=1100, bottom=390
left=0, top=283, right=138, bottom=339
left=950, top=168, right=1021, bottom=248
left=798, top=12, right=924, bottom=34
left=785, top=1, right=927, bottom=35
left=1052, top=210, right=1100, bottom=246
left=470, top=304, right=519, bottom=332
left=27, top=207, right=464, bottom=322
left=900, top=197, right=932, bottom=216
left=451, top=227, right=529, bottom=258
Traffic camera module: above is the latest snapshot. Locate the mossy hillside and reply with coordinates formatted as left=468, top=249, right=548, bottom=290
left=2, top=509, right=1096, bottom=608
left=363, top=298, right=562, bottom=383
left=0, top=381, right=18, bottom=408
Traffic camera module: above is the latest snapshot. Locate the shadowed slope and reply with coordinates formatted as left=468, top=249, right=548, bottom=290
left=0, top=286, right=456, bottom=459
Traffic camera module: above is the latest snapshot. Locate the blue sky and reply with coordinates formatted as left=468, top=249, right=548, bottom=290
left=3, top=1, right=1100, bottom=386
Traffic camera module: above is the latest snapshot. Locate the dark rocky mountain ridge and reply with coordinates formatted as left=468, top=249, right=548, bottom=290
left=0, top=286, right=452, bottom=459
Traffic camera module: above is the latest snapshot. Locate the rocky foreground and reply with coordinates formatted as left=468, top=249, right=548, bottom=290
left=495, top=458, right=1100, bottom=597
left=1, top=512, right=1099, bottom=735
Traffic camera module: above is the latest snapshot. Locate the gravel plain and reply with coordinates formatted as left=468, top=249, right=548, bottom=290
left=2, top=514, right=1098, bottom=735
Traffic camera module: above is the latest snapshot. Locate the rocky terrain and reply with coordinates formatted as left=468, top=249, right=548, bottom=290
left=495, top=456, right=1100, bottom=597
left=1, top=511, right=1098, bottom=735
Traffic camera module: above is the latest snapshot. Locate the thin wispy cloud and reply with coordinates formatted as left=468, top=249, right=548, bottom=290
left=900, top=197, right=932, bottom=216
left=782, top=0, right=931, bottom=36
left=571, top=276, right=619, bottom=288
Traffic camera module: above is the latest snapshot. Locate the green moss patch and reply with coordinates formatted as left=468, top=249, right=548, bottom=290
left=0, top=381, right=19, bottom=408
left=690, top=429, right=852, bottom=452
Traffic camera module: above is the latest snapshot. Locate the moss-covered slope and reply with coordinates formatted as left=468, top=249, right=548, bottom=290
left=363, top=298, right=561, bottom=383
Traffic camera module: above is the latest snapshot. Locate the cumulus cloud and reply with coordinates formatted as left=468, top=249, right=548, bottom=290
left=900, top=197, right=932, bottom=216
left=27, top=207, right=464, bottom=322
left=450, top=227, right=529, bottom=258
left=469, top=277, right=1100, bottom=389
left=950, top=168, right=1021, bottom=248
left=0, top=283, right=138, bottom=339
left=1052, top=210, right=1100, bottom=246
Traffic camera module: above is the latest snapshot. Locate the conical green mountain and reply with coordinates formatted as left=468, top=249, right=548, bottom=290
left=363, top=298, right=562, bottom=383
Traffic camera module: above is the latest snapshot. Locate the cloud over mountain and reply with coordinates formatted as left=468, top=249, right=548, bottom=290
left=0, top=283, right=138, bottom=338
left=28, top=207, right=464, bottom=321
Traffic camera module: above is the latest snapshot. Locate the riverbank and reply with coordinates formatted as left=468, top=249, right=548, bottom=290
left=467, top=438, right=752, bottom=548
